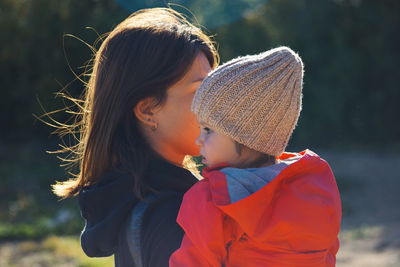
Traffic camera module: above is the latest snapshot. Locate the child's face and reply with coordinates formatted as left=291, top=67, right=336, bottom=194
left=195, top=123, right=240, bottom=167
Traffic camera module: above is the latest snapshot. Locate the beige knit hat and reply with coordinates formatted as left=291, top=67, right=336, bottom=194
left=191, top=46, right=304, bottom=156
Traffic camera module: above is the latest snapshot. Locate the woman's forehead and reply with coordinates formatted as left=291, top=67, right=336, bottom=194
left=175, top=53, right=210, bottom=86
left=187, top=53, right=211, bottom=81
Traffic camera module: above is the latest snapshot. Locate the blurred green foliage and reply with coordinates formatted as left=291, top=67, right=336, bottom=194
left=0, top=0, right=129, bottom=143
left=0, top=0, right=399, bottom=240
left=0, top=141, right=84, bottom=239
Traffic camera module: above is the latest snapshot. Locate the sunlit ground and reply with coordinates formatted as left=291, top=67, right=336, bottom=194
left=0, top=236, right=113, bottom=267
left=323, top=150, right=400, bottom=267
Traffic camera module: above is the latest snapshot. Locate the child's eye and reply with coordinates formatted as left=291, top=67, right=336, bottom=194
left=202, top=127, right=211, bottom=134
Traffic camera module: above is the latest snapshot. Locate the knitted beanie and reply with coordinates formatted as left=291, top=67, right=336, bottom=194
left=191, top=46, right=304, bottom=156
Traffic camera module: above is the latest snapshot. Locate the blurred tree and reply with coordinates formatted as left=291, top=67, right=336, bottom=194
left=0, top=0, right=128, bottom=143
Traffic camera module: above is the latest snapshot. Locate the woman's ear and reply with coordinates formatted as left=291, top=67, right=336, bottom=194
left=133, top=97, right=159, bottom=127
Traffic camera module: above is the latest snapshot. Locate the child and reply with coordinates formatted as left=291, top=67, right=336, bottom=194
left=169, top=47, right=342, bottom=266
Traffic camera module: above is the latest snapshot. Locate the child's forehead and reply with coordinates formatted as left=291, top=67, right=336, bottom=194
left=197, top=119, right=210, bottom=127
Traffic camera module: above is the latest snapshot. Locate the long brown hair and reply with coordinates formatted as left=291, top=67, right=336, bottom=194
left=52, top=8, right=219, bottom=199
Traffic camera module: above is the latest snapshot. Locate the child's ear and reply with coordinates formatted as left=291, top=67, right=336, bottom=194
left=133, top=97, right=159, bottom=127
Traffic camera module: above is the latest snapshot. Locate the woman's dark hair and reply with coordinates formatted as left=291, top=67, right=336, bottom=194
left=52, top=8, right=219, bottom=199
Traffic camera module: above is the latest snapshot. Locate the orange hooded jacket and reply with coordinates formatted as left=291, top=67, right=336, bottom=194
left=169, top=150, right=342, bottom=267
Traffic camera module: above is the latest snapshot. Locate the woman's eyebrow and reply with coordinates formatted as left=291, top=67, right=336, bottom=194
left=191, top=77, right=205, bottom=83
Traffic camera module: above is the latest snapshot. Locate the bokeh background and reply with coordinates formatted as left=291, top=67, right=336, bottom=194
left=1, top=0, right=399, bottom=266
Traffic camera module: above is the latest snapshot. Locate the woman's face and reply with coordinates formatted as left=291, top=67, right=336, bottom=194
left=151, top=52, right=211, bottom=166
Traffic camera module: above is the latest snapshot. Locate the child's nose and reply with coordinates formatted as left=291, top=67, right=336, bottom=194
left=195, top=135, right=203, bottom=146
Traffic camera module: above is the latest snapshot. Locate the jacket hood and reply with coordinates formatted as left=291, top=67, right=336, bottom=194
left=203, top=150, right=342, bottom=250
left=78, top=155, right=198, bottom=257
left=78, top=168, right=138, bottom=257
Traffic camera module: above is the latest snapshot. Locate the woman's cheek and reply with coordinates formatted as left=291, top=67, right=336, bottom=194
left=173, top=108, right=200, bottom=155
left=185, top=118, right=201, bottom=154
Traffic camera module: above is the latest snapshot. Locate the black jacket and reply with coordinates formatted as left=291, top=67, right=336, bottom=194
left=78, top=154, right=198, bottom=266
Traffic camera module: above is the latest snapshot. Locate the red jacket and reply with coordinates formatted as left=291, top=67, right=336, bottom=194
left=170, top=150, right=342, bottom=267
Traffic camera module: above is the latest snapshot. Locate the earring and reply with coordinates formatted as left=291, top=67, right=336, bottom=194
left=151, top=121, right=158, bottom=131
left=147, top=118, right=157, bottom=131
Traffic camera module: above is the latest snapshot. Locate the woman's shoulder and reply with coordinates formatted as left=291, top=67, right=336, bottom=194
left=141, top=192, right=185, bottom=225
left=121, top=192, right=186, bottom=267
left=126, top=191, right=185, bottom=241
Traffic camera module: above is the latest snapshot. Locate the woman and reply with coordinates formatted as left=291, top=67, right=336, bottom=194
left=52, top=8, right=219, bottom=266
